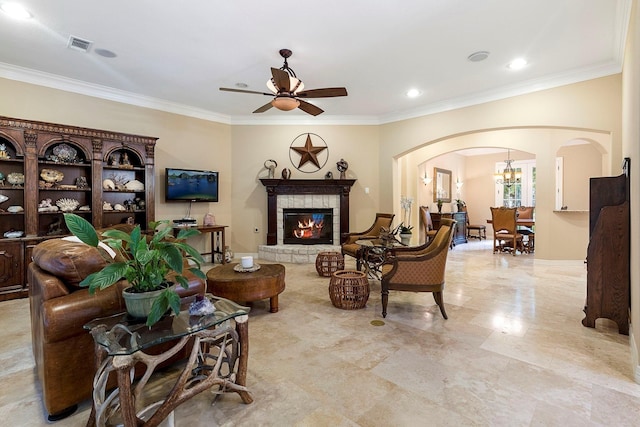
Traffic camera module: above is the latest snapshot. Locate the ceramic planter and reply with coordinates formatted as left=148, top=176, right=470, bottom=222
left=122, top=285, right=171, bottom=319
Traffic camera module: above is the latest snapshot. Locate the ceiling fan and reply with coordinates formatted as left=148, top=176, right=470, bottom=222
left=219, top=49, right=348, bottom=116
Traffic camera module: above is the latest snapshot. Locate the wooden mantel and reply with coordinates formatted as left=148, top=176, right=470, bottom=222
left=259, top=179, right=357, bottom=245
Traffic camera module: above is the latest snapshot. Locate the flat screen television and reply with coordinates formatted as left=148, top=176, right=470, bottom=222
left=165, top=168, right=218, bottom=202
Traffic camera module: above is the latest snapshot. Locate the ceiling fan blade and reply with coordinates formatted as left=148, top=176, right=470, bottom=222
left=296, top=87, right=348, bottom=98
left=271, top=67, right=291, bottom=92
left=220, top=87, right=273, bottom=96
left=298, top=99, right=324, bottom=116
left=253, top=102, right=274, bottom=113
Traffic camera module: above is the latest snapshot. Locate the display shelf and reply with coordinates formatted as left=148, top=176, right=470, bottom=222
left=0, top=115, right=157, bottom=301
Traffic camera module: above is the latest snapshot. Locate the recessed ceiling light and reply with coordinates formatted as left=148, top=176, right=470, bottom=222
left=235, top=83, right=248, bottom=88
left=0, top=2, right=32, bottom=19
left=95, top=48, right=117, bottom=58
left=467, top=51, right=490, bottom=62
left=507, top=58, right=527, bottom=70
left=406, top=88, right=422, bottom=98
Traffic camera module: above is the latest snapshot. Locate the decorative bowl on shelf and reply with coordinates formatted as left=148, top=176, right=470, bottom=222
left=40, top=168, right=64, bottom=184
left=7, top=172, right=24, bottom=187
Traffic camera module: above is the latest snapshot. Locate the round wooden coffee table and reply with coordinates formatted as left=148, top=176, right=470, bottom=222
left=206, top=263, right=285, bottom=313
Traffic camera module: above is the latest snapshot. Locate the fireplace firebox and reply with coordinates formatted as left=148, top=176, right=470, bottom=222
left=283, top=208, right=333, bottom=245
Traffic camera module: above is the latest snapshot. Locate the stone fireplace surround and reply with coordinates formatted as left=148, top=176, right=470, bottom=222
left=258, top=179, right=356, bottom=263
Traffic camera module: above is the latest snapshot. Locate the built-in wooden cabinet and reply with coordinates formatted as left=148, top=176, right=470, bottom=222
left=0, top=116, right=157, bottom=301
left=582, top=158, right=630, bottom=335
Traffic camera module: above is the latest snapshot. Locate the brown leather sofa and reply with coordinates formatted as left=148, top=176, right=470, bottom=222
left=28, top=237, right=205, bottom=421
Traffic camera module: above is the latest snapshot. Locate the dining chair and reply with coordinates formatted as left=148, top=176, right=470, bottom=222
left=458, top=205, right=486, bottom=240
left=419, top=206, right=438, bottom=244
left=490, top=206, right=524, bottom=256
left=516, top=206, right=535, bottom=252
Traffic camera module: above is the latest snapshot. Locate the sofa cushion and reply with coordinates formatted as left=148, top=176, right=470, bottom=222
left=32, top=240, right=109, bottom=289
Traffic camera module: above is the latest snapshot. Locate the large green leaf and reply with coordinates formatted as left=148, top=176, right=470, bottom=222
left=146, top=288, right=181, bottom=327
left=176, top=227, right=201, bottom=240
left=79, top=262, right=128, bottom=293
left=63, top=213, right=99, bottom=247
left=161, top=245, right=185, bottom=273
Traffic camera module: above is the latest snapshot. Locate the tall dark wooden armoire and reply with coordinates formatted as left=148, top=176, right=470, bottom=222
left=582, top=158, right=630, bottom=335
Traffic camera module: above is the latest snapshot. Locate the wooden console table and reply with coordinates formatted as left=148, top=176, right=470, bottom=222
left=84, top=296, right=252, bottom=427
left=174, top=225, right=227, bottom=264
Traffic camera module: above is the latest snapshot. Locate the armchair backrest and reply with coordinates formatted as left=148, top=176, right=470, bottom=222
left=357, top=213, right=394, bottom=237
left=490, top=207, right=517, bottom=234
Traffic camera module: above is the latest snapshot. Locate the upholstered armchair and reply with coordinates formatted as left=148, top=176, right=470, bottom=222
left=341, top=213, right=394, bottom=270
left=29, top=237, right=205, bottom=421
left=380, top=218, right=456, bottom=319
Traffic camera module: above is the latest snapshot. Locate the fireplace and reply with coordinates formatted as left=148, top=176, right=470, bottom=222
left=283, top=208, right=333, bottom=245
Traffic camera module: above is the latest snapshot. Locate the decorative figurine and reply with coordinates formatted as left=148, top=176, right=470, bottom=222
left=109, top=153, right=119, bottom=166
left=203, top=212, right=216, bottom=226
left=0, top=143, right=9, bottom=159
left=0, top=171, right=5, bottom=186
left=264, top=159, right=278, bottom=178
left=281, top=168, right=291, bottom=179
left=121, top=152, right=131, bottom=167
left=76, top=176, right=88, bottom=189
left=336, top=158, right=349, bottom=179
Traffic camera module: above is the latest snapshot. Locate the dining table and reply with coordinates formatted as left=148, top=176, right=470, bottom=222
left=486, top=218, right=535, bottom=227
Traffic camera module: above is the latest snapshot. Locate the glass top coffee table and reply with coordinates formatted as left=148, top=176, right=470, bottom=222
left=356, top=238, right=403, bottom=280
left=84, top=295, right=253, bottom=427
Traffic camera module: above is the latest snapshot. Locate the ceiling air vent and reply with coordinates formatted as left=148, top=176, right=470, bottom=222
left=67, top=35, right=93, bottom=52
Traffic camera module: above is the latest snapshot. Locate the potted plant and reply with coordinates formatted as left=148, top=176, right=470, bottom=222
left=395, top=222, right=413, bottom=245
left=63, top=213, right=207, bottom=327
left=436, top=199, right=443, bottom=213
left=455, top=199, right=466, bottom=212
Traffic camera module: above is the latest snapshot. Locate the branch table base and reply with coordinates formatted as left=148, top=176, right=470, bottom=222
left=84, top=296, right=252, bottom=427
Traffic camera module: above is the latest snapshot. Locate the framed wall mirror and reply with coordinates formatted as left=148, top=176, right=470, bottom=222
left=433, top=167, right=452, bottom=202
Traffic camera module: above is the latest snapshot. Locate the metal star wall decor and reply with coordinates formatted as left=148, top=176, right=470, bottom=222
left=289, top=133, right=329, bottom=172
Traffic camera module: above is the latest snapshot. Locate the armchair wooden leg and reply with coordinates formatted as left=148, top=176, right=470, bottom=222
left=381, top=289, right=389, bottom=318
left=433, top=292, right=448, bottom=319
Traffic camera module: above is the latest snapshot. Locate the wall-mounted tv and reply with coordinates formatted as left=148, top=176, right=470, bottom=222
left=165, top=168, right=219, bottom=202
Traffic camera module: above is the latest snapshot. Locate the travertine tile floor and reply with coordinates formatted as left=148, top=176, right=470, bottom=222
left=2, top=239, right=640, bottom=426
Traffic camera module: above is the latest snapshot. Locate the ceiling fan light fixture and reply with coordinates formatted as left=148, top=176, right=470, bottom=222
left=271, top=97, right=300, bottom=111
left=266, top=76, right=304, bottom=94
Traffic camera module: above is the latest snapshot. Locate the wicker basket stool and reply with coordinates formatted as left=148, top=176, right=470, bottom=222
left=315, top=251, right=345, bottom=277
left=329, top=270, right=369, bottom=309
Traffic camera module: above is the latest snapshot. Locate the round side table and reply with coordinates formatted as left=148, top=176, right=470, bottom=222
left=329, top=270, right=369, bottom=310
left=315, top=251, right=345, bottom=277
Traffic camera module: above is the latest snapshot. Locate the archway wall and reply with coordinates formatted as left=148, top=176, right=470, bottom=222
left=380, top=75, right=622, bottom=260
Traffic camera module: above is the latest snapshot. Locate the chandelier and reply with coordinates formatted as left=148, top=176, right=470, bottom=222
left=494, top=149, right=521, bottom=187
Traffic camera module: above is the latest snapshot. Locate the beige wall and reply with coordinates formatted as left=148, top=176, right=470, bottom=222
left=229, top=125, right=379, bottom=253
left=557, top=143, right=604, bottom=211
left=379, top=77, right=621, bottom=260
left=0, top=78, right=233, bottom=254
left=622, top=0, right=640, bottom=382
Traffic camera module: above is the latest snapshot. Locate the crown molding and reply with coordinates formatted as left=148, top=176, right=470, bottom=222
left=0, top=58, right=623, bottom=127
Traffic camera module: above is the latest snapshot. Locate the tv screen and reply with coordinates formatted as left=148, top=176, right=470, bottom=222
left=165, top=168, right=218, bottom=202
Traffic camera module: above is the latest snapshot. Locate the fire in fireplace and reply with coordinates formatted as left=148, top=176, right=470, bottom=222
left=283, top=208, right=333, bottom=245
